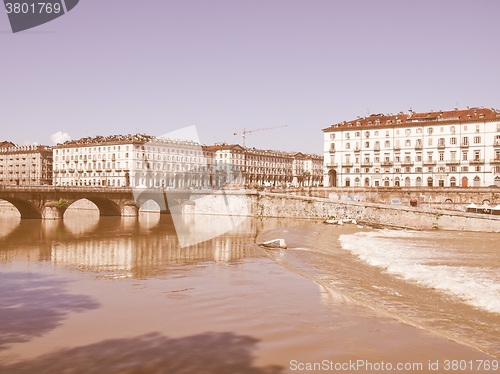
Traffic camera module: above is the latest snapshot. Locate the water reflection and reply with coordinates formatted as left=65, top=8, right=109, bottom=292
left=0, top=212, right=303, bottom=278
left=0, top=215, right=21, bottom=239
left=51, top=216, right=260, bottom=277
left=137, top=211, right=161, bottom=230
left=64, top=210, right=100, bottom=236
left=0, top=332, right=284, bottom=374
left=174, top=214, right=252, bottom=249
left=0, top=219, right=65, bottom=250
left=0, top=272, right=100, bottom=351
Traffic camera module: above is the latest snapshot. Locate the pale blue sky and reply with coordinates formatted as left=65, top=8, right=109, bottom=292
left=1, top=0, right=499, bottom=153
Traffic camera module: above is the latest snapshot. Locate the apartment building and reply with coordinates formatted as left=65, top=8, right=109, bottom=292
left=303, top=153, right=324, bottom=187
left=52, top=134, right=323, bottom=188
left=207, top=144, right=323, bottom=187
left=0, top=144, right=53, bottom=186
left=323, top=108, right=500, bottom=188
left=53, top=134, right=208, bottom=188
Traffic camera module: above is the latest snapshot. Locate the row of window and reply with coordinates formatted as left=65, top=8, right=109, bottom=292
left=329, top=123, right=500, bottom=140
left=342, top=175, right=500, bottom=187
left=55, top=146, right=201, bottom=156
left=331, top=135, right=500, bottom=151
left=342, top=165, right=494, bottom=174
left=340, top=150, right=500, bottom=164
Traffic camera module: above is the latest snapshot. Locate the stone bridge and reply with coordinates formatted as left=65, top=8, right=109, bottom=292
left=0, top=186, right=192, bottom=219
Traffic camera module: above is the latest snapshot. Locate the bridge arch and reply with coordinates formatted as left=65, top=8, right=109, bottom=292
left=133, top=190, right=169, bottom=214
left=66, top=198, right=122, bottom=217
left=0, top=198, right=42, bottom=219
left=139, top=199, right=161, bottom=212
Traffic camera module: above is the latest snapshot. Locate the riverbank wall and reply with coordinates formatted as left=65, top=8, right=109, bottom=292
left=187, top=191, right=500, bottom=232
left=278, top=187, right=500, bottom=212
left=254, top=193, right=500, bottom=232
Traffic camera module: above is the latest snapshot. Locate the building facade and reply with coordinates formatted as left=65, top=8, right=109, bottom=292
left=207, top=144, right=323, bottom=187
left=303, top=154, right=324, bottom=187
left=52, top=134, right=323, bottom=188
left=0, top=144, right=53, bottom=186
left=53, top=134, right=209, bottom=188
left=323, top=108, right=500, bottom=188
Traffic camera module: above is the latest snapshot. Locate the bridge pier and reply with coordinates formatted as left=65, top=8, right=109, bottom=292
left=121, top=201, right=139, bottom=217
left=42, top=201, right=66, bottom=220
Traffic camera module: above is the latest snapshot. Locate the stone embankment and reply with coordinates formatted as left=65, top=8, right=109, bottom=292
left=185, top=191, right=500, bottom=232
left=255, top=193, right=500, bottom=232
left=279, top=187, right=500, bottom=212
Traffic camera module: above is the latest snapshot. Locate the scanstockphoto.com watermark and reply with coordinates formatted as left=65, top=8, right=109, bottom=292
left=290, top=359, right=499, bottom=372
left=131, top=126, right=250, bottom=248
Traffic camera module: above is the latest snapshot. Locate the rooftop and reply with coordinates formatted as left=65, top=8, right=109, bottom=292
left=0, top=144, right=52, bottom=154
left=323, top=107, right=500, bottom=132
left=0, top=141, right=16, bottom=148
left=54, top=134, right=200, bottom=148
left=204, top=143, right=322, bottom=159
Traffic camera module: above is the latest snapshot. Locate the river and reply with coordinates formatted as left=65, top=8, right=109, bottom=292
left=0, top=204, right=498, bottom=373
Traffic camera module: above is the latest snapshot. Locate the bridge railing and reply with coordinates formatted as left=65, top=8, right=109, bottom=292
left=0, top=185, right=134, bottom=192
left=0, top=185, right=212, bottom=193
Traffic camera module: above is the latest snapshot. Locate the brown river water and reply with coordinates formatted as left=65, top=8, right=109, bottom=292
left=0, top=203, right=499, bottom=373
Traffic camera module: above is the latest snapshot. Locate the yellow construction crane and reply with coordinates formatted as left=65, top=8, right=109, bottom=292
left=234, top=125, right=288, bottom=147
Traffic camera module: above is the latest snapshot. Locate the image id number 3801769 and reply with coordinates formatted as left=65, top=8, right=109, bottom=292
left=5, top=2, right=62, bottom=14
left=440, top=360, right=499, bottom=371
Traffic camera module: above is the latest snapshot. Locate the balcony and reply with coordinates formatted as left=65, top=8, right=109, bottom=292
left=490, top=158, right=500, bottom=164
left=361, top=162, right=373, bottom=167
left=329, top=148, right=335, bottom=154
left=460, top=142, right=469, bottom=148
left=326, top=163, right=337, bottom=168
left=343, top=162, right=353, bottom=167
left=469, top=159, right=485, bottom=164
left=414, top=144, right=423, bottom=150
left=393, top=145, right=401, bottom=150
left=402, top=161, right=414, bottom=166
left=382, top=161, right=393, bottom=166
left=354, top=147, right=361, bottom=153
left=423, top=160, right=437, bottom=166
left=437, top=144, right=446, bottom=149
